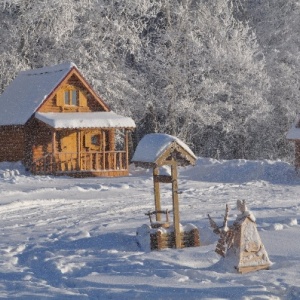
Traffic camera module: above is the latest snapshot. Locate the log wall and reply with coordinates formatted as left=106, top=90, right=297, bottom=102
left=38, top=96, right=63, bottom=113
left=0, top=126, right=24, bottom=161
left=150, top=228, right=200, bottom=250
left=67, top=74, right=107, bottom=111
left=24, top=119, right=55, bottom=168
left=38, top=74, right=106, bottom=113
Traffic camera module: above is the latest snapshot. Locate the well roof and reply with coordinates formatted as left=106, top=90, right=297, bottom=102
left=131, top=133, right=196, bottom=167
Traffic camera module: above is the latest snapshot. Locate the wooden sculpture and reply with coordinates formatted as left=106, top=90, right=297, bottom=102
left=208, top=200, right=271, bottom=274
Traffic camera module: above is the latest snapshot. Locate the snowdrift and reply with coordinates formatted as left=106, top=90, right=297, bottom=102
left=181, top=157, right=298, bottom=184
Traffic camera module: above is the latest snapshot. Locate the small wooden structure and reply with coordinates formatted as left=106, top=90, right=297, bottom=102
left=287, top=115, right=300, bottom=170
left=133, top=133, right=200, bottom=250
left=208, top=200, right=271, bottom=274
left=142, top=209, right=200, bottom=250
left=0, top=62, right=135, bottom=177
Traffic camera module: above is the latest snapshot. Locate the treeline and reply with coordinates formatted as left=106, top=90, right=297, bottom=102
left=0, top=0, right=298, bottom=160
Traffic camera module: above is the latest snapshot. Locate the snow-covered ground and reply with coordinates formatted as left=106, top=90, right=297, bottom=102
left=0, top=158, right=299, bottom=299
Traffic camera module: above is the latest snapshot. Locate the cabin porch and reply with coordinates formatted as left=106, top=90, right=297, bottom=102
left=27, top=114, right=133, bottom=177
left=31, top=150, right=129, bottom=177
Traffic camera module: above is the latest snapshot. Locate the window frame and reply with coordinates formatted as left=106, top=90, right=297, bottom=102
left=64, top=89, right=79, bottom=106
left=91, top=134, right=101, bottom=146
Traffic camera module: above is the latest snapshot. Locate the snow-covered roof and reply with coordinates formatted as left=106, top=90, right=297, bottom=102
left=286, top=116, right=300, bottom=140
left=0, top=62, right=76, bottom=126
left=131, top=133, right=196, bottom=165
left=35, top=112, right=136, bottom=129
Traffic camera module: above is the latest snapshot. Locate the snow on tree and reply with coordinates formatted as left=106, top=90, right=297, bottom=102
left=132, top=0, right=272, bottom=159
left=233, top=0, right=300, bottom=160
left=0, top=0, right=295, bottom=160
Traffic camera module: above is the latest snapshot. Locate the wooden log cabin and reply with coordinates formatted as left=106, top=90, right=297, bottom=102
left=0, top=62, right=136, bottom=177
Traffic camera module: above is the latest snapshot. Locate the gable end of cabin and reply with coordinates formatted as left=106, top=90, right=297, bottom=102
left=38, top=71, right=109, bottom=113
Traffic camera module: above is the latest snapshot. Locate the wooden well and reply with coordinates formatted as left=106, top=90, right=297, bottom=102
left=133, top=133, right=200, bottom=250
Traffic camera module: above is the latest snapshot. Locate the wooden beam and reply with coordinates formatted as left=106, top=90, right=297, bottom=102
left=52, top=130, right=56, bottom=154
left=109, top=129, right=115, bottom=151
left=154, top=175, right=172, bottom=183
left=125, top=130, right=129, bottom=170
left=77, top=131, right=81, bottom=170
left=163, top=159, right=177, bottom=166
left=102, top=130, right=106, bottom=170
left=153, top=166, right=162, bottom=222
left=171, top=160, right=181, bottom=249
left=52, top=130, right=56, bottom=173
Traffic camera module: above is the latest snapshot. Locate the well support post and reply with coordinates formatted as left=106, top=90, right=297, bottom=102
left=153, top=166, right=162, bottom=221
left=171, top=160, right=181, bottom=249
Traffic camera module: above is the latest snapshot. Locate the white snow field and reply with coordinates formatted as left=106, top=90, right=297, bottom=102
left=0, top=158, right=300, bottom=299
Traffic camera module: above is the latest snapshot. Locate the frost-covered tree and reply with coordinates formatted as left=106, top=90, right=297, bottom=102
left=233, top=0, right=300, bottom=159
left=0, top=0, right=288, bottom=160
left=132, top=0, right=271, bottom=159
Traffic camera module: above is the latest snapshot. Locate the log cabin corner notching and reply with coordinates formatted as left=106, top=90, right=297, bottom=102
left=0, top=62, right=136, bottom=177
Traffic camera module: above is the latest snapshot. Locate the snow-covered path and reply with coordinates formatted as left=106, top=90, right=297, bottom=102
left=0, top=159, right=300, bottom=299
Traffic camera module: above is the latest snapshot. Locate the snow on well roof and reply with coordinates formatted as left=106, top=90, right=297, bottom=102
left=0, top=62, right=76, bottom=126
left=286, top=115, right=300, bottom=140
left=131, top=133, right=196, bottom=164
left=35, top=112, right=136, bottom=129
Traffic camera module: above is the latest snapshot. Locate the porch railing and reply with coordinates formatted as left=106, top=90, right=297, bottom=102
left=32, top=151, right=127, bottom=174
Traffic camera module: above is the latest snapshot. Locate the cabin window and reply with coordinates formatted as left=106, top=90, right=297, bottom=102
left=91, top=134, right=101, bottom=146
left=64, top=89, right=79, bottom=106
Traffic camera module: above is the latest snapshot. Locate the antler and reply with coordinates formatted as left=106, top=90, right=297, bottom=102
left=208, top=204, right=230, bottom=233
left=209, top=204, right=234, bottom=257
left=223, top=204, right=229, bottom=231
left=207, top=214, right=220, bottom=234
